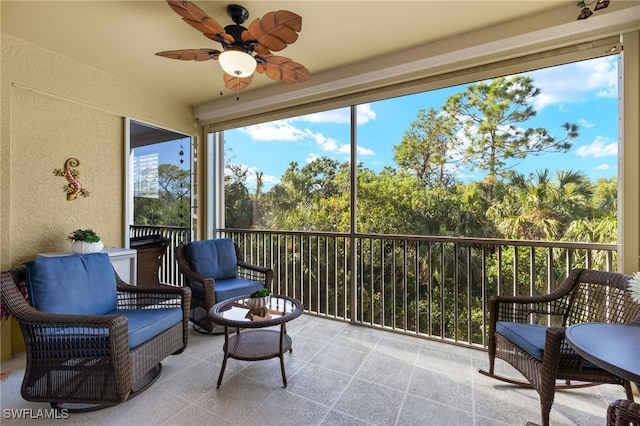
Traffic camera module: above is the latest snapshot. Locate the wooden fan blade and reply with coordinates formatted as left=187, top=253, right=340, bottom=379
left=244, top=10, right=302, bottom=53
left=257, top=55, right=310, bottom=84
left=155, top=48, right=220, bottom=61
left=166, top=1, right=234, bottom=44
left=223, top=73, right=253, bottom=91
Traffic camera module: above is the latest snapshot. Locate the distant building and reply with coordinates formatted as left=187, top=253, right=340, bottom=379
left=134, top=154, right=159, bottom=198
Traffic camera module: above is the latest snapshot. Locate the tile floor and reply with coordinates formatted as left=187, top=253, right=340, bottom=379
left=0, top=314, right=628, bottom=425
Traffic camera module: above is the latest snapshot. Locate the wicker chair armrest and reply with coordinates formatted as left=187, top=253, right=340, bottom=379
left=544, top=326, right=567, bottom=353
left=238, top=261, right=271, bottom=275
left=13, top=309, right=129, bottom=348
left=238, top=262, right=273, bottom=287
left=179, top=267, right=211, bottom=285
left=177, top=265, right=216, bottom=308
left=489, top=294, right=567, bottom=324
left=537, top=327, right=568, bottom=386
left=543, top=326, right=586, bottom=371
left=489, top=269, right=585, bottom=324
left=12, top=307, right=126, bottom=328
left=608, top=399, right=640, bottom=425
left=116, top=280, right=188, bottom=295
left=179, top=268, right=216, bottom=306
left=116, top=282, right=191, bottom=311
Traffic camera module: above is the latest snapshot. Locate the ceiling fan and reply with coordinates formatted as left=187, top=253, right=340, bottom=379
left=155, top=1, right=310, bottom=93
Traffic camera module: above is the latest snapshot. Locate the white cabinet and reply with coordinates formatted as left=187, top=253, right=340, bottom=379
left=36, top=248, right=138, bottom=285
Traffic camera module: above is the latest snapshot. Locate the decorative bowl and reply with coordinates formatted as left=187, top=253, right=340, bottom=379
left=245, top=296, right=270, bottom=310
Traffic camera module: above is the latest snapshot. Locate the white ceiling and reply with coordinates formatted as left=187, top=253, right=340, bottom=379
left=2, top=1, right=584, bottom=105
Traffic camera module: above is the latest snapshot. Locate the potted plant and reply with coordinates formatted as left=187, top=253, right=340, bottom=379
left=68, top=229, right=104, bottom=254
left=245, top=288, right=271, bottom=310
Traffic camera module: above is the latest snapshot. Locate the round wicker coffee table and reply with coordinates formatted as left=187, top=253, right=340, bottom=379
left=209, top=294, right=303, bottom=388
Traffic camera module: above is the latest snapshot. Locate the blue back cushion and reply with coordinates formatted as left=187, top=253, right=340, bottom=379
left=185, top=239, right=238, bottom=280
left=25, top=253, right=117, bottom=315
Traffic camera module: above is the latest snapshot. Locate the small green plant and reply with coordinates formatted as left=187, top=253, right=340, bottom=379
left=250, top=288, right=271, bottom=298
left=68, top=229, right=101, bottom=243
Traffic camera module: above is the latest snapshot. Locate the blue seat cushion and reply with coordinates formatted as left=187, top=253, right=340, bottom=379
left=25, top=253, right=117, bottom=315
left=38, top=308, right=183, bottom=350
left=185, top=239, right=238, bottom=280
left=496, top=321, right=598, bottom=368
left=108, top=308, right=183, bottom=348
left=496, top=322, right=547, bottom=361
left=190, top=277, right=264, bottom=302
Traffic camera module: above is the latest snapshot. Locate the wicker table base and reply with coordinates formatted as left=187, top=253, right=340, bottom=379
left=218, top=328, right=293, bottom=387
left=209, top=295, right=303, bottom=388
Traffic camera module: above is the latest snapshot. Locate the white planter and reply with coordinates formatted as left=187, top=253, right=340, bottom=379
left=70, top=240, right=104, bottom=254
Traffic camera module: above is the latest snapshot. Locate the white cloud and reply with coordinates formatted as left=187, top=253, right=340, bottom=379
left=334, top=145, right=376, bottom=156
left=357, top=146, right=375, bottom=156
left=578, top=118, right=595, bottom=128
left=524, top=56, right=617, bottom=110
left=236, top=106, right=377, bottom=160
left=575, top=136, right=618, bottom=158
left=596, top=163, right=610, bottom=170
left=306, top=153, right=319, bottom=164
left=297, top=103, right=377, bottom=125
left=238, top=119, right=306, bottom=141
left=357, top=104, right=377, bottom=124
left=225, top=163, right=279, bottom=189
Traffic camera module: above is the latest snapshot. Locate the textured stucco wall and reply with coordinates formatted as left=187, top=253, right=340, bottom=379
left=1, top=33, right=196, bottom=267
left=1, top=33, right=198, bottom=359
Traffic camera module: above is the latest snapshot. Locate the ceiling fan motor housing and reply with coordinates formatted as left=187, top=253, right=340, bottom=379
left=227, top=4, right=249, bottom=24
left=224, top=24, right=252, bottom=52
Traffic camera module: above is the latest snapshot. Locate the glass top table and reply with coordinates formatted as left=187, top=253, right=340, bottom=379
left=208, top=295, right=303, bottom=388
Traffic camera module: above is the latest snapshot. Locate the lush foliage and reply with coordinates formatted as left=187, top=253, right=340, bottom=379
left=222, top=77, right=618, bottom=344
left=134, top=164, right=191, bottom=227
left=227, top=77, right=614, bottom=243
left=250, top=288, right=271, bottom=298
left=68, top=229, right=101, bottom=242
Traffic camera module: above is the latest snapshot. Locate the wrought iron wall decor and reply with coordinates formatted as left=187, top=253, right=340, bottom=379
left=53, top=158, right=90, bottom=201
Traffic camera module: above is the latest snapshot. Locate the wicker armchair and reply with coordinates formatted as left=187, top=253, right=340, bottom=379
left=0, top=253, right=191, bottom=412
left=479, top=268, right=640, bottom=426
left=607, top=399, right=640, bottom=426
left=176, top=239, right=273, bottom=334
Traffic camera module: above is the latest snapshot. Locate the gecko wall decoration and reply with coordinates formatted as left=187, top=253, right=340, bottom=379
left=53, top=158, right=90, bottom=200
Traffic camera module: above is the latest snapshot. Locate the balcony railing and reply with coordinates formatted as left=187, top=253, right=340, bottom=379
left=131, top=225, right=618, bottom=349
left=220, top=229, right=618, bottom=349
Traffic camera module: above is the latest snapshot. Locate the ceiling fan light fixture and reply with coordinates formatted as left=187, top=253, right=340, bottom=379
left=218, top=50, right=256, bottom=77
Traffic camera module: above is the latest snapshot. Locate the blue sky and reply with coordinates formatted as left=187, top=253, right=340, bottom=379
left=146, top=55, right=620, bottom=192
left=226, top=55, right=619, bottom=192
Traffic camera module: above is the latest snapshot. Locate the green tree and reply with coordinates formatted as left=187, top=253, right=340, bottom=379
left=224, top=162, right=253, bottom=228
left=486, top=169, right=592, bottom=240
left=134, top=164, right=190, bottom=226
left=563, top=177, right=617, bottom=243
left=262, top=158, right=351, bottom=231
left=393, top=107, right=458, bottom=188
left=443, top=76, right=578, bottom=200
